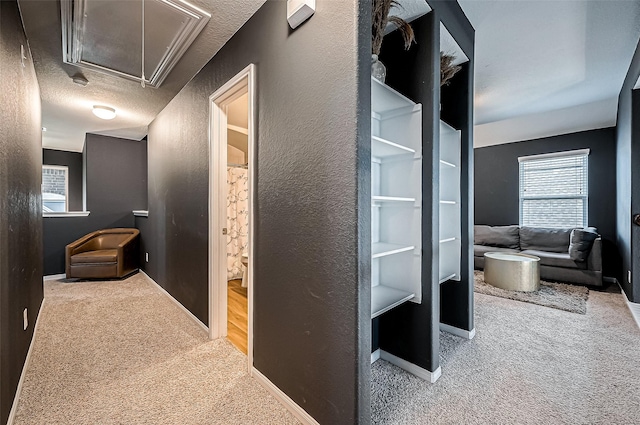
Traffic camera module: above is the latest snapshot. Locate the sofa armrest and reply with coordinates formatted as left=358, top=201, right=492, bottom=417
left=587, top=237, right=602, bottom=272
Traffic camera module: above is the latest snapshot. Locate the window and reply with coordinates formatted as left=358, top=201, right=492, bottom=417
left=42, top=165, right=68, bottom=212
left=519, top=149, right=589, bottom=228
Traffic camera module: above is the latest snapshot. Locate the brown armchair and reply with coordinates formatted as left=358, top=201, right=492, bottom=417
left=66, top=228, right=140, bottom=279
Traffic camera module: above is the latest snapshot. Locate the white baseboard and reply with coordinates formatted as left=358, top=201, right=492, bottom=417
left=379, top=350, right=441, bottom=383
left=371, top=348, right=381, bottom=364
left=619, top=284, right=640, bottom=331
left=140, top=270, right=208, bottom=334
left=440, top=323, right=476, bottom=340
left=251, top=367, right=319, bottom=425
left=8, top=299, right=45, bottom=425
left=43, top=273, right=65, bottom=281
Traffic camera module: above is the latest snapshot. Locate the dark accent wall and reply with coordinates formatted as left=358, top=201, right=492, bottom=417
left=43, top=135, right=147, bottom=275
left=475, top=127, right=619, bottom=277
left=616, top=38, right=640, bottom=302
left=0, top=1, right=44, bottom=423
left=43, top=148, right=83, bottom=211
left=145, top=1, right=369, bottom=422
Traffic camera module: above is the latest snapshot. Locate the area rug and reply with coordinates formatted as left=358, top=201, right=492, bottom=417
left=473, top=270, right=589, bottom=314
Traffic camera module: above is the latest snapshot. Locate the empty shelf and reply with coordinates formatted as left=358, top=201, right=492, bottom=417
left=372, top=195, right=416, bottom=203
left=439, top=159, right=456, bottom=168
left=439, top=237, right=456, bottom=243
left=372, top=285, right=415, bottom=318
left=372, top=135, right=415, bottom=158
left=372, top=243, right=414, bottom=259
left=439, top=273, right=456, bottom=284
left=439, top=200, right=457, bottom=205
left=371, top=77, right=416, bottom=115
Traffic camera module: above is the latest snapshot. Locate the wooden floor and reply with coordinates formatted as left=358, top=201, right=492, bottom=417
left=227, top=279, right=248, bottom=354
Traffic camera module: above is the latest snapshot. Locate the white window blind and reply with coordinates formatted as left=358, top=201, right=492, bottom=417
left=519, top=149, right=589, bottom=228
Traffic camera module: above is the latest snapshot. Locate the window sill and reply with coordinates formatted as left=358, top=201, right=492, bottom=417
left=133, top=210, right=149, bottom=217
left=43, top=211, right=90, bottom=218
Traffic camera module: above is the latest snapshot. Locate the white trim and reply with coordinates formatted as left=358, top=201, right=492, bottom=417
left=43, top=211, right=90, bottom=217
left=209, top=64, right=256, bottom=374
left=517, top=148, right=590, bottom=162
left=140, top=270, right=208, bottom=334
left=133, top=210, right=149, bottom=217
left=251, top=367, right=319, bottom=425
left=43, top=273, right=66, bottom=281
left=371, top=348, right=381, bottom=364
left=379, top=350, right=441, bottom=383
left=8, top=299, right=45, bottom=425
left=440, top=323, right=476, bottom=339
left=619, top=282, right=640, bottom=330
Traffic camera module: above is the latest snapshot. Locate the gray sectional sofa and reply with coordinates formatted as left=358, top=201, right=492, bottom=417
left=474, top=225, right=603, bottom=287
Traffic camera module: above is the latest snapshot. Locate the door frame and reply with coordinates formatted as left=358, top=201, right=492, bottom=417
left=208, top=64, right=256, bottom=371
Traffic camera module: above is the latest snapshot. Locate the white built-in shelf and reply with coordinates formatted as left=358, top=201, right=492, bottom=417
left=440, top=159, right=456, bottom=168
left=372, top=135, right=415, bottom=158
left=372, top=285, right=415, bottom=318
left=439, top=237, right=456, bottom=244
left=372, top=77, right=416, bottom=115
left=439, top=273, right=457, bottom=285
left=372, top=243, right=414, bottom=259
left=440, top=200, right=457, bottom=205
left=372, top=195, right=416, bottom=203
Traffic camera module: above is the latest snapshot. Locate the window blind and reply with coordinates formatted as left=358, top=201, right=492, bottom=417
left=519, top=150, right=588, bottom=228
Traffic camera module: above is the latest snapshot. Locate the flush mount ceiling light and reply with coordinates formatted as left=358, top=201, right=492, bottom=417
left=92, top=105, right=116, bottom=120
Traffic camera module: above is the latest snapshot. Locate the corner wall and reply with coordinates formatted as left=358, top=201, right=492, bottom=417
left=475, top=127, right=619, bottom=277
left=145, top=1, right=370, bottom=422
left=0, top=1, right=44, bottom=422
left=616, top=38, right=640, bottom=302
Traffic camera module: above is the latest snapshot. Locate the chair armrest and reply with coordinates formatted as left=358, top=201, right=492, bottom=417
left=116, top=230, right=140, bottom=276
left=587, top=237, right=602, bottom=272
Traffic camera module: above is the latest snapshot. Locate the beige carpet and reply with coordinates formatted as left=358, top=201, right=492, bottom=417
left=372, top=289, right=640, bottom=424
left=13, top=273, right=299, bottom=425
left=474, top=270, right=589, bottom=314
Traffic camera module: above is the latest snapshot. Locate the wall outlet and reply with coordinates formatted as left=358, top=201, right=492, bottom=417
left=23, top=308, right=28, bottom=330
left=145, top=252, right=149, bottom=262
left=629, top=270, right=632, bottom=284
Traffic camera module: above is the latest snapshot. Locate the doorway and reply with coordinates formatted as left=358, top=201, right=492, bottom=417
left=209, top=65, right=256, bottom=370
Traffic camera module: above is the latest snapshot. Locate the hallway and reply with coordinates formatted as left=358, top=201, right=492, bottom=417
left=13, top=274, right=298, bottom=424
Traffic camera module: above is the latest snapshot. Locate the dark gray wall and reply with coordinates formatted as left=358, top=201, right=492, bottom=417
left=616, top=37, right=640, bottom=302
left=0, top=1, right=44, bottom=422
left=43, top=148, right=83, bottom=211
left=475, top=127, right=619, bottom=277
left=145, top=1, right=369, bottom=422
left=43, top=134, right=147, bottom=275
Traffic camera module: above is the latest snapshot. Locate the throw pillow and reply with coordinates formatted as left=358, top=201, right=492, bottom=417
left=569, top=227, right=599, bottom=262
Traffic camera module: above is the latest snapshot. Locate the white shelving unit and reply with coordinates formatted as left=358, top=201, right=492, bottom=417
left=439, top=120, right=461, bottom=284
left=371, top=77, right=422, bottom=319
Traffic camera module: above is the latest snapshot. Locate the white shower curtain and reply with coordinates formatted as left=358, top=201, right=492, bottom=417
left=227, top=167, right=249, bottom=280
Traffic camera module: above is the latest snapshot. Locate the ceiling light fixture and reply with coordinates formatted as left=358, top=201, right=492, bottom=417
left=92, top=105, right=116, bottom=120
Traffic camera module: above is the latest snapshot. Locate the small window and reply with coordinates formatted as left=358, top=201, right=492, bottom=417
left=519, top=149, right=589, bottom=228
left=42, top=165, right=68, bottom=212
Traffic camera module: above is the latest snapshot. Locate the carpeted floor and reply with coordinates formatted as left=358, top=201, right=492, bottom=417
left=371, top=289, right=640, bottom=424
left=473, top=270, right=590, bottom=314
left=13, top=273, right=299, bottom=425
left=14, top=273, right=640, bottom=424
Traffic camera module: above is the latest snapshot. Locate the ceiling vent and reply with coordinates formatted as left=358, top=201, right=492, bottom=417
left=61, top=0, right=210, bottom=88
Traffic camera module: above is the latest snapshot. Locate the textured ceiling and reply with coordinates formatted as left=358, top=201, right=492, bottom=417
left=457, top=0, right=640, bottom=147
left=19, top=0, right=266, bottom=152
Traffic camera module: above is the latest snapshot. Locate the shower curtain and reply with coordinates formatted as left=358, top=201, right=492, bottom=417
left=227, top=167, right=249, bottom=280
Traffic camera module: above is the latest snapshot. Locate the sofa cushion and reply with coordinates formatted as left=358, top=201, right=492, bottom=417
left=474, top=225, right=520, bottom=249
left=474, top=245, right=519, bottom=257
left=70, top=249, right=118, bottom=264
left=569, top=227, right=599, bottom=262
left=519, top=227, right=572, bottom=253
left=520, top=249, right=587, bottom=270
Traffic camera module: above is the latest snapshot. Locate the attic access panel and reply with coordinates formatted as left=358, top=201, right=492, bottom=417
left=61, top=0, right=210, bottom=88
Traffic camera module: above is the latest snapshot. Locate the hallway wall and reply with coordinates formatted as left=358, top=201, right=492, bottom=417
left=0, top=1, right=44, bottom=423
left=43, top=135, right=147, bottom=275
left=145, top=1, right=370, bottom=422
